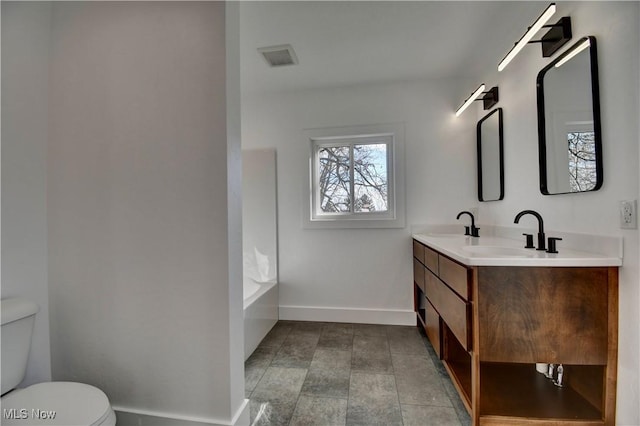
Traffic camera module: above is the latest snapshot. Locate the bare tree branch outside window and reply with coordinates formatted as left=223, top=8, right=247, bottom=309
left=318, top=143, right=388, bottom=214
left=318, top=146, right=351, bottom=212
left=567, top=131, right=597, bottom=192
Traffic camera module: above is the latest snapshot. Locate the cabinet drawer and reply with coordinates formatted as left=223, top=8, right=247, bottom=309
left=425, top=299, right=441, bottom=356
left=438, top=255, right=470, bottom=301
left=424, top=247, right=439, bottom=273
left=413, top=240, right=424, bottom=264
left=425, top=269, right=470, bottom=350
left=413, top=258, right=425, bottom=292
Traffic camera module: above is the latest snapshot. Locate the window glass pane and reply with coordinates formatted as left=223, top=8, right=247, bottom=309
left=353, top=143, right=388, bottom=212
left=318, top=146, right=351, bottom=212
left=567, top=131, right=597, bottom=192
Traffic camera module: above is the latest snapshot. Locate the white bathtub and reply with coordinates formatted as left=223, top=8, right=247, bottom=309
left=243, top=277, right=278, bottom=360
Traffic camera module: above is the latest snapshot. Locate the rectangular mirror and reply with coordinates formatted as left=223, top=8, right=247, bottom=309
left=536, top=36, right=602, bottom=195
left=477, top=108, right=504, bottom=201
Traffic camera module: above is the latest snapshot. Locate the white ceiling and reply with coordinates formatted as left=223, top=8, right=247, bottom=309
left=240, top=1, right=546, bottom=95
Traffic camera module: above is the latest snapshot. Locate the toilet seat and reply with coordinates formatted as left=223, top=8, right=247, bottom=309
left=1, top=382, right=116, bottom=426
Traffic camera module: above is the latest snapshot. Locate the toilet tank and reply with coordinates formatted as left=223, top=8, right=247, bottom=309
left=1, top=298, right=39, bottom=395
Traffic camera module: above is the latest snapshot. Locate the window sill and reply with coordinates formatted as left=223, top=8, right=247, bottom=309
left=303, top=215, right=405, bottom=229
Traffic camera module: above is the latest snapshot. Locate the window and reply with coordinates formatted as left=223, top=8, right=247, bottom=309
left=314, top=137, right=391, bottom=216
left=303, top=124, right=405, bottom=229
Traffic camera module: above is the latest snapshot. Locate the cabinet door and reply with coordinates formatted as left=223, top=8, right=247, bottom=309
left=425, top=269, right=470, bottom=350
left=438, top=255, right=470, bottom=301
left=424, top=246, right=439, bottom=273
left=477, top=266, right=609, bottom=364
left=413, top=258, right=425, bottom=292
left=425, top=299, right=441, bottom=356
left=413, top=240, right=425, bottom=264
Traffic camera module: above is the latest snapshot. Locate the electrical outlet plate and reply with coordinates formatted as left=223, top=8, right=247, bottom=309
left=619, top=200, right=637, bottom=229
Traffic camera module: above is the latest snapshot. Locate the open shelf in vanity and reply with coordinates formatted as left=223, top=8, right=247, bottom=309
left=442, top=322, right=473, bottom=411
left=479, top=363, right=604, bottom=421
left=412, top=233, right=620, bottom=425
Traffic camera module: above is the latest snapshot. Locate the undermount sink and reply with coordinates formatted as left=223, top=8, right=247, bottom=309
left=461, top=245, right=535, bottom=258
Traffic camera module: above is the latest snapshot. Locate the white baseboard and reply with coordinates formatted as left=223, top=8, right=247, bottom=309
left=113, top=398, right=250, bottom=426
left=279, top=305, right=416, bottom=325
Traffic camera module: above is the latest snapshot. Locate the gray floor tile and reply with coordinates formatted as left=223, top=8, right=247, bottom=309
left=351, top=349, right=393, bottom=373
left=347, top=372, right=403, bottom=425
left=385, top=325, right=422, bottom=337
left=317, top=331, right=354, bottom=350
left=259, top=323, right=292, bottom=348
left=401, top=404, right=462, bottom=426
left=395, top=372, right=453, bottom=406
left=245, top=346, right=279, bottom=394
left=272, top=336, right=318, bottom=368
left=290, top=396, right=348, bottom=426
left=310, top=349, right=352, bottom=370
left=301, top=368, right=351, bottom=399
left=284, top=330, right=321, bottom=346
left=392, top=348, right=447, bottom=407
left=388, top=331, right=429, bottom=354
left=250, top=398, right=298, bottom=426
left=352, top=334, right=389, bottom=353
left=292, top=321, right=328, bottom=330
left=245, top=321, right=467, bottom=426
left=348, top=371, right=398, bottom=399
left=246, top=346, right=279, bottom=367
left=322, top=323, right=354, bottom=335
left=251, top=367, right=308, bottom=425
left=441, top=377, right=472, bottom=425
left=288, top=321, right=325, bottom=338
left=391, top=352, right=436, bottom=376
left=352, top=323, right=387, bottom=336
left=252, top=366, right=308, bottom=398
left=424, top=338, right=450, bottom=378
left=457, top=409, right=472, bottom=426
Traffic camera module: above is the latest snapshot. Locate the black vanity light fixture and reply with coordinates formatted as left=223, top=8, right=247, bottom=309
left=554, top=37, right=590, bottom=68
left=455, top=84, right=499, bottom=117
left=497, top=3, right=572, bottom=72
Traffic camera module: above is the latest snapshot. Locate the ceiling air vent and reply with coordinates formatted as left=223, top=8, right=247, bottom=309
left=258, top=44, right=298, bottom=67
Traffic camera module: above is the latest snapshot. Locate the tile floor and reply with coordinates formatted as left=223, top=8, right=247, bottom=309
left=245, top=320, right=472, bottom=426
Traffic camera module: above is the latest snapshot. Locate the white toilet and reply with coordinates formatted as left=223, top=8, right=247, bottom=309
left=1, top=298, right=116, bottom=426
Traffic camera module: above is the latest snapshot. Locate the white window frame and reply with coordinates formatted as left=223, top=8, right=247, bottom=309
left=303, top=123, right=405, bottom=229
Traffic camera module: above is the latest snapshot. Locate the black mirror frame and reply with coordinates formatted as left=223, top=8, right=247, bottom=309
left=477, top=108, right=504, bottom=202
left=536, top=36, right=603, bottom=195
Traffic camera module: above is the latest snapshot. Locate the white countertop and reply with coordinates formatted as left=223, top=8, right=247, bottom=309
left=412, top=229, right=623, bottom=267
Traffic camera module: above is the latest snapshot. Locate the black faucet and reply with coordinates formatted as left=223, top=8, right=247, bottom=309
left=514, top=210, right=546, bottom=251
left=456, top=211, right=480, bottom=237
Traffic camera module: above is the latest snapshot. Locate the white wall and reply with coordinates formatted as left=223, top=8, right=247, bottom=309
left=475, top=3, right=639, bottom=424
left=1, top=1, right=53, bottom=387
left=242, top=78, right=477, bottom=324
left=45, top=2, right=246, bottom=425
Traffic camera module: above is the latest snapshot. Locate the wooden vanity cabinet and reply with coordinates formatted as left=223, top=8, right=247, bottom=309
left=412, top=239, right=619, bottom=426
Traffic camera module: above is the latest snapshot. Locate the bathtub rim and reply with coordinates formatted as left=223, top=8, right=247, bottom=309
left=243, top=277, right=277, bottom=310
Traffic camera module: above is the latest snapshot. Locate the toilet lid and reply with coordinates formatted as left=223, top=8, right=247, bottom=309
left=2, top=382, right=114, bottom=426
